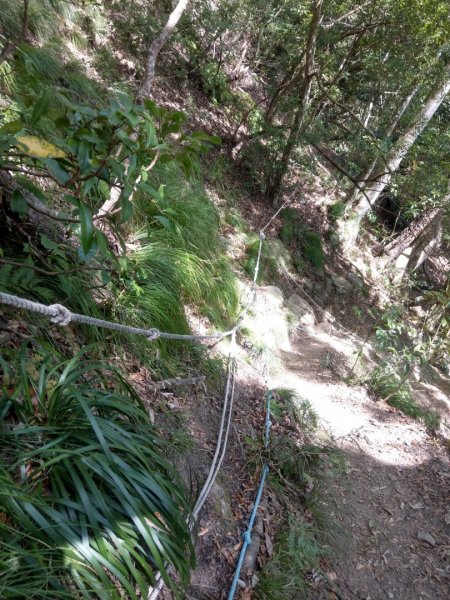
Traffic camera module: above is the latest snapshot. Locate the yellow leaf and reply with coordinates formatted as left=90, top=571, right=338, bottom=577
left=16, top=135, right=66, bottom=158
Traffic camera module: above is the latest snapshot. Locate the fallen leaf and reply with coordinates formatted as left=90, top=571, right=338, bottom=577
left=417, top=531, right=436, bottom=547
left=198, top=527, right=209, bottom=537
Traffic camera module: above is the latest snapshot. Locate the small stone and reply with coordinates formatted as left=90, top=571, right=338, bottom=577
left=237, top=578, right=246, bottom=589
left=417, top=531, right=436, bottom=546
left=316, top=321, right=333, bottom=334
left=331, top=274, right=352, bottom=293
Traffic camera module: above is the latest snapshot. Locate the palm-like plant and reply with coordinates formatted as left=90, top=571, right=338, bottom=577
left=0, top=347, right=194, bottom=598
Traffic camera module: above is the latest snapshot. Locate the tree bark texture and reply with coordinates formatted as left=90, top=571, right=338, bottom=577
left=137, top=0, right=190, bottom=101
left=381, top=207, right=441, bottom=261
left=353, top=61, right=450, bottom=221
left=267, top=0, right=323, bottom=205
left=347, top=83, right=420, bottom=206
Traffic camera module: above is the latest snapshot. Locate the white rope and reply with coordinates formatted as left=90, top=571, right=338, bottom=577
left=145, top=209, right=283, bottom=599
left=0, top=293, right=232, bottom=342
left=0, top=204, right=286, bottom=600
left=192, top=333, right=237, bottom=519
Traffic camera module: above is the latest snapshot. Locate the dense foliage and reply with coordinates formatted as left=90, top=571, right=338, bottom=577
left=0, top=0, right=449, bottom=596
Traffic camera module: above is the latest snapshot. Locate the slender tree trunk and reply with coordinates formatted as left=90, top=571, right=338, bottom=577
left=267, top=0, right=323, bottom=205
left=355, top=63, right=450, bottom=217
left=97, top=1, right=189, bottom=218
left=343, top=61, right=450, bottom=244
left=390, top=208, right=445, bottom=282
left=380, top=207, right=441, bottom=261
left=137, top=0, right=190, bottom=101
left=0, top=0, right=30, bottom=65
left=405, top=209, right=444, bottom=273
left=346, top=83, right=420, bottom=206
left=265, top=56, right=305, bottom=125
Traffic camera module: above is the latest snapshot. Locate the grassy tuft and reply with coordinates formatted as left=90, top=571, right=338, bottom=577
left=272, top=388, right=318, bottom=433
left=369, top=366, right=440, bottom=431
left=255, top=517, right=326, bottom=600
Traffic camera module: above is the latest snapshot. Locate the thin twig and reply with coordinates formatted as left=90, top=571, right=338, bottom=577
left=0, top=258, right=113, bottom=277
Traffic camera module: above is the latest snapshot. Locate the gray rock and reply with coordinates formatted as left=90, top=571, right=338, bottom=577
left=347, top=272, right=364, bottom=290
left=210, top=480, right=233, bottom=521
left=260, top=285, right=284, bottom=305
left=302, top=277, right=314, bottom=292
left=315, top=321, right=333, bottom=335
left=285, top=294, right=315, bottom=326
left=417, top=530, right=436, bottom=547
left=266, top=238, right=293, bottom=271
left=331, top=274, right=353, bottom=293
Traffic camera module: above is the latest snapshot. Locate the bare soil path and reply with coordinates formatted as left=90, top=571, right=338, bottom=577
left=270, top=325, right=450, bottom=600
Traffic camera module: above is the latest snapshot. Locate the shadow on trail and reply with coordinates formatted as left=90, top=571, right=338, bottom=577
left=321, top=444, right=450, bottom=600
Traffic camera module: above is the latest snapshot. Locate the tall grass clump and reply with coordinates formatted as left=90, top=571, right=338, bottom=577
left=255, top=517, right=326, bottom=600
left=0, top=346, right=194, bottom=598
left=368, top=365, right=440, bottom=431
left=125, top=163, right=238, bottom=333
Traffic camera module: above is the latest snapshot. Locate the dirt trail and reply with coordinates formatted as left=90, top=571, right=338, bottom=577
left=270, top=325, right=450, bottom=600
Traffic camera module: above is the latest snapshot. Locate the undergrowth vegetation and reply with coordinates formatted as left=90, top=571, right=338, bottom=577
left=255, top=517, right=326, bottom=600
left=369, top=365, right=440, bottom=431
left=0, top=346, right=194, bottom=598
left=251, top=388, right=342, bottom=598
left=0, top=3, right=239, bottom=594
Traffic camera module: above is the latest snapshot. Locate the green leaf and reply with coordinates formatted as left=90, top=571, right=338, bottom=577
left=79, top=202, right=95, bottom=255
left=54, top=115, right=70, bottom=129
left=0, top=120, right=23, bottom=134
left=77, top=141, right=91, bottom=172
left=40, top=234, right=59, bottom=251
left=120, top=198, right=133, bottom=223
left=138, top=181, right=164, bottom=201
left=30, top=91, right=51, bottom=125
left=154, top=215, right=174, bottom=231
left=144, top=118, right=157, bottom=147
left=10, top=190, right=28, bottom=217
left=64, top=194, right=80, bottom=207
left=190, top=131, right=222, bottom=145
left=95, top=229, right=110, bottom=257
left=42, top=159, right=71, bottom=185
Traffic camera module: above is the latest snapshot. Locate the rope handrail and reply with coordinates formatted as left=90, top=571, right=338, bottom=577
left=0, top=206, right=286, bottom=599
left=0, top=230, right=265, bottom=343
left=0, top=292, right=233, bottom=342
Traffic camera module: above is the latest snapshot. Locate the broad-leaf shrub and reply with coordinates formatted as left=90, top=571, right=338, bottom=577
left=0, top=94, right=220, bottom=262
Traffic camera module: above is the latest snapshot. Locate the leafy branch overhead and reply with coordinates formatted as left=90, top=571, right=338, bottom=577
left=0, top=93, right=220, bottom=260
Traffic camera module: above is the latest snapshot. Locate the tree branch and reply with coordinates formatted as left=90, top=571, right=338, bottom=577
left=137, top=0, right=190, bottom=101
left=0, top=258, right=114, bottom=277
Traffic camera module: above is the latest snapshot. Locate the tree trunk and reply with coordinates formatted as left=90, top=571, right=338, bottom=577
left=136, top=0, right=190, bottom=101
left=390, top=208, right=445, bottom=281
left=343, top=61, right=450, bottom=244
left=347, top=83, right=420, bottom=206
left=267, top=0, right=323, bottom=205
left=0, top=0, right=30, bottom=65
left=406, top=209, right=444, bottom=273
left=264, top=56, right=304, bottom=125
left=356, top=63, right=450, bottom=216
left=381, top=207, right=441, bottom=261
